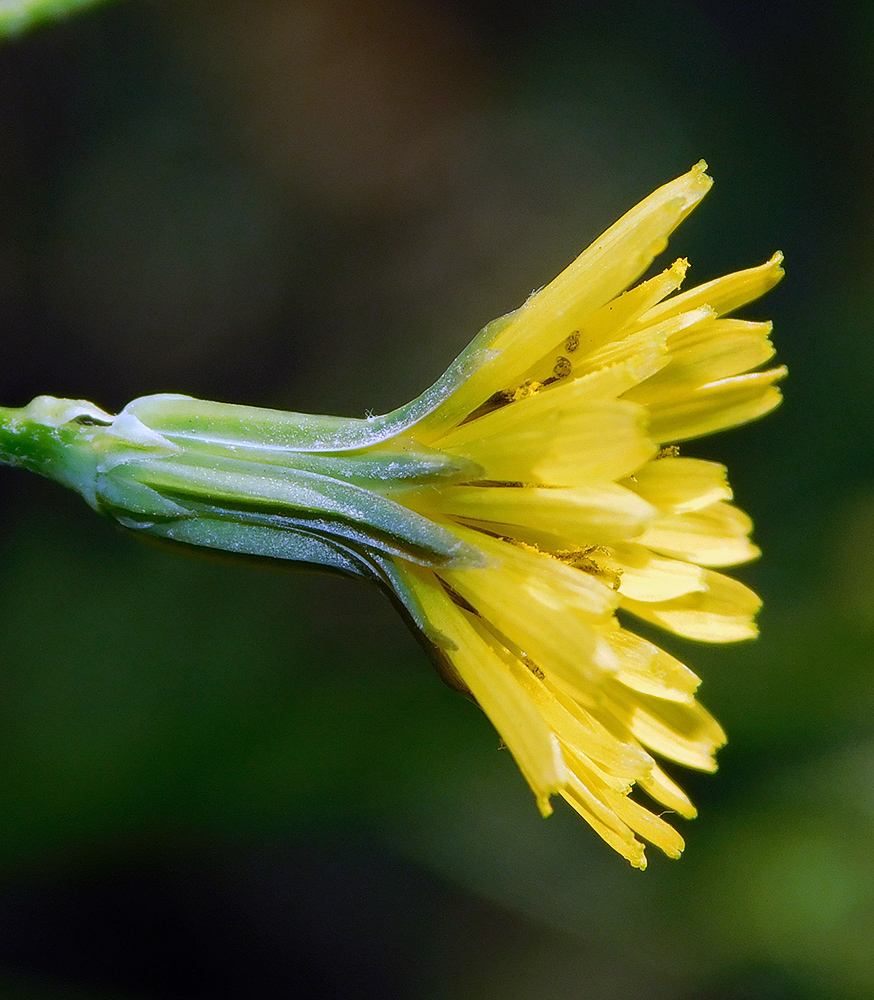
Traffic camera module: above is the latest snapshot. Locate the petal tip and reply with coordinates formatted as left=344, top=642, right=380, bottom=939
left=688, top=159, right=713, bottom=193
left=630, top=849, right=648, bottom=871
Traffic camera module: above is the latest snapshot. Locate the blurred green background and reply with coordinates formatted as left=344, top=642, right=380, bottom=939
left=1, top=1, right=872, bottom=997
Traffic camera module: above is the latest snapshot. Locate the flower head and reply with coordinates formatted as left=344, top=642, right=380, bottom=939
left=0, top=162, right=784, bottom=867
left=381, top=161, right=785, bottom=866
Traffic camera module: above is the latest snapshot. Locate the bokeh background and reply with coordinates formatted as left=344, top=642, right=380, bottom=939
left=0, top=1, right=872, bottom=997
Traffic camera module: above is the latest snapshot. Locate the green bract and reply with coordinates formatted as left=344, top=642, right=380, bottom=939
left=0, top=315, right=504, bottom=649
left=0, top=383, right=491, bottom=644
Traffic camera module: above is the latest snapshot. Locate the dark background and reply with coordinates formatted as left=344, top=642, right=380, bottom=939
left=1, top=1, right=872, bottom=997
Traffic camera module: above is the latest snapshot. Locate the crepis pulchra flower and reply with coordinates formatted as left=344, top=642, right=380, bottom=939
left=0, top=162, right=784, bottom=867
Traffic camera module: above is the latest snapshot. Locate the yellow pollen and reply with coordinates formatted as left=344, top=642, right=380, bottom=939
left=511, top=380, right=544, bottom=402
left=555, top=546, right=624, bottom=590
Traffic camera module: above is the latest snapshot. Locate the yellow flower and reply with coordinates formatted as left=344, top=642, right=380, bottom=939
left=385, top=161, right=785, bottom=868
left=0, top=161, right=783, bottom=867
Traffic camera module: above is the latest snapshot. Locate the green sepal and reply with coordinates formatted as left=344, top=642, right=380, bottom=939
left=142, top=517, right=382, bottom=579
left=122, top=396, right=482, bottom=489
left=101, top=454, right=480, bottom=568
left=122, top=314, right=511, bottom=456
left=0, top=307, right=511, bottom=580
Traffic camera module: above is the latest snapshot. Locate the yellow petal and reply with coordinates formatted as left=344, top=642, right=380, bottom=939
left=562, top=746, right=687, bottom=862
left=571, top=305, right=713, bottom=382
left=560, top=341, right=671, bottom=401
left=638, top=761, right=698, bottom=819
left=606, top=785, right=686, bottom=859
left=450, top=528, right=619, bottom=619
left=622, top=456, right=732, bottom=513
left=441, top=539, right=623, bottom=694
left=427, top=482, right=657, bottom=547
left=402, top=563, right=567, bottom=812
left=624, top=318, right=776, bottom=404
left=635, top=251, right=784, bottom=326
left=561, top=772, right=649, bottom=869
left=603, top=627, right=702, bottom=702
left=636, top=501, right=759, bottom=567
left=437, top=392, right=656, bottom=485
left=604, top=682, right=726, bottom=770
left=610, top=541, right=707, bottom=602
left=490, top=163, right=712, bottom=357
left=647, top=367, right=787, bottom=443
left=509, top=659, right=653, bottom=781
left=418, top=164, right=712, bottom=436
left=622, top=569, right=762, bottom=642
left=507, top=258, right=689, bottom=387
